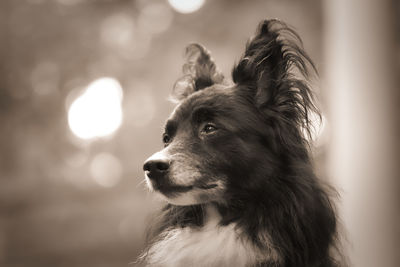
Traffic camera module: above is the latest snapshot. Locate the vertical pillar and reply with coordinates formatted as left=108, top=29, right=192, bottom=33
left=323, top=1, right=399, bottom=267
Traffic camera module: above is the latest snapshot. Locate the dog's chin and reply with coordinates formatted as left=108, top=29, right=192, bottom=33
left=146, top=180, right=223, bottom=206
left=155, top=185, right=218, bottom=206
left=160, top=191, right=203, bottom=206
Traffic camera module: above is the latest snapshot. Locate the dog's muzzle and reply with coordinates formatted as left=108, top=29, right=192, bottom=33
left=143, top=152, right=195, bottom=195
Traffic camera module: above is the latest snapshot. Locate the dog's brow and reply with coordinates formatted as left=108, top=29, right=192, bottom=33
left=164, top=120, right=177, bottom=135
left=192, top=107, right=215, bottom=123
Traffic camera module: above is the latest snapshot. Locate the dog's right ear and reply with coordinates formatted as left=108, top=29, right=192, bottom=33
left=232, top=19, right=291, bottom=108
left=171, top=43, right=224, bottom=102
left=232, top=20, right=318, bottom=139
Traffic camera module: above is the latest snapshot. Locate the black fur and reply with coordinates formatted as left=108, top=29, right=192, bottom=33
left=142, top=19, right=343, bottom=267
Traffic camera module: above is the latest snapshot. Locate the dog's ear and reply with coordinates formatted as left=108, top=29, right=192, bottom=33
left=171, top=44, right=224, bottom=101
left=232, top=19, right=318, bottom=137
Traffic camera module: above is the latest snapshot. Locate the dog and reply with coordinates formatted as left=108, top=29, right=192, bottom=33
left=140, top=19, right=341, bottom=267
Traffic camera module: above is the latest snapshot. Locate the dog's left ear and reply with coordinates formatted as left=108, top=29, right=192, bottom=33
left=172, top=44, right=224, bottom=101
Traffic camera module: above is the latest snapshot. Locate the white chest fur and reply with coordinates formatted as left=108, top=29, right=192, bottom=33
left=145, top=206, right=262, bottom=267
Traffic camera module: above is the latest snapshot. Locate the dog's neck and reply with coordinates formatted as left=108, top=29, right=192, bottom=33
left=202, top=203, right=220, bottom=227
left=144, top=204, right=276, bottom=267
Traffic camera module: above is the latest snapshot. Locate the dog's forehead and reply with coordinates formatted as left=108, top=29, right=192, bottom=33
left=169, top=85, right=236, bottom=121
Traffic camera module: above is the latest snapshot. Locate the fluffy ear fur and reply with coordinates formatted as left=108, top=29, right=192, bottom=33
left=232, top=19, right=319, bottom=140
left=171, top=43, right=224, bottom=101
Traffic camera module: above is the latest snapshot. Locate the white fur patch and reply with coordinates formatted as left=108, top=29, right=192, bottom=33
left=164, top=180, right=226, bottom=206
left=157, top=190, right=198, bottom=206
left=145, top=206, right=270, bottom=267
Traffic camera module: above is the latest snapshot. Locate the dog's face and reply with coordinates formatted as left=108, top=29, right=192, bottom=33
left=144, top=21, right=317, bottom=206
left=144, top=84, right=266, bottom=205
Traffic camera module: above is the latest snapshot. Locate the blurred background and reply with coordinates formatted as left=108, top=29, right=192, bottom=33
left=0, top=0, right=399, bottom=266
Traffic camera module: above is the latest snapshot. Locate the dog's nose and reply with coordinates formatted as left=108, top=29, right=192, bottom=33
left=143, top=159, right=170, bottom=182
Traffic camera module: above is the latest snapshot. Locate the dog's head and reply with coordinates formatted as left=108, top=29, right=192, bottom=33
left=143, top=20, right=318, bottom=206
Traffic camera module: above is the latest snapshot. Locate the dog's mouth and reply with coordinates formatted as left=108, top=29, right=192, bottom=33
left=196, top=183, right=218, bottom=189
left=148, top=176, right=224, bottom=205
left=153, top=182, right=218, bottom=195
left=155, top=184, right=193, bottom=194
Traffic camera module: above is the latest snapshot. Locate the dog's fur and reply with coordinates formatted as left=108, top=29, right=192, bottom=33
left=140, top=19, right=341, bottom=267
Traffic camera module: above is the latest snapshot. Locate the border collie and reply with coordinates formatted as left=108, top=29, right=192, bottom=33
left=140, top=19, right=341, bottom=267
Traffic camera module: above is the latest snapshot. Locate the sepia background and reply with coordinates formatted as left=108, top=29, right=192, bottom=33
left=0, top=0, right=399, bottom=266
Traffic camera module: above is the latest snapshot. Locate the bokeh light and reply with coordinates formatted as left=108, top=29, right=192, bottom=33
left=167, top=0, right=205, bottom=14
left=90, top=153, right=122, bottom=188
left=67, top=77, right=123, bottom=140
left=100, top=13, right=135, bottom=48
left=137, top=2, right=173, bottom=35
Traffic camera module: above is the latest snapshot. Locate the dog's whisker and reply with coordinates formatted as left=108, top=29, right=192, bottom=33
left=135, top=178, right=148, bottom=188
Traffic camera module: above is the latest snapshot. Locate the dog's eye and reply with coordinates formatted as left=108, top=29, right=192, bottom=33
left=202, top=123, right=217, bottom=134
left=162, top=133, right=171, bottom=144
